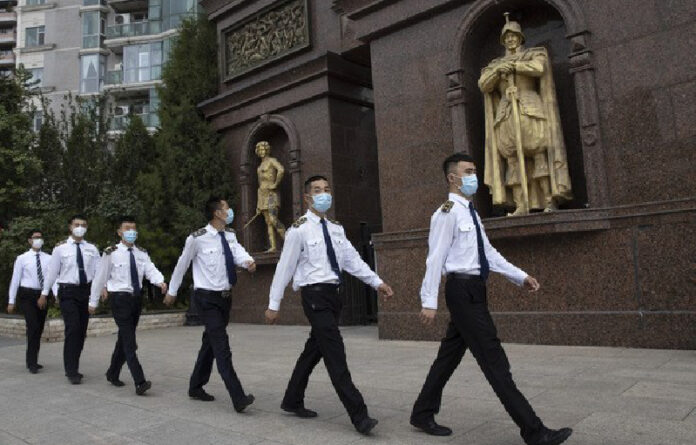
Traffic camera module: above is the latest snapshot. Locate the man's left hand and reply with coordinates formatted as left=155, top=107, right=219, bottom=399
left=246, top=261, right=257, bottom=273
left=159, top=282, right=168, bottom=294
left=377, top=283, right=394, bottom=300
left=88, top=306, right=96, bottom=315
left=524, top=275, right=540, bottom=292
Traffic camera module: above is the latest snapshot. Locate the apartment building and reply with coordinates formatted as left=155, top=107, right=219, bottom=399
left=13, top=0, right=200, bottom=132
left=0, top=0, right=17, bottom=78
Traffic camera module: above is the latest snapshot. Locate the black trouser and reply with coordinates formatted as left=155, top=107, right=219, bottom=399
left=17, top=287, right=47, bottom=368
left=58, top=283, right=90, bottom=377
left=411, top=276, right=543, bottom=441
left=282, top=284, right=368, bottom=426
left=107, top=292, right=145, bottom=385
left=189, top=289, right=246, bottom=404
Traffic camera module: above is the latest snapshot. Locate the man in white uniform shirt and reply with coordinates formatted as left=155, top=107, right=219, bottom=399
left=42, top=215, right=100, bottom=384
left=410, top=153, right=572, bottom=445
left=265, top=175, right=394, bottom=436
left=164, top=197, right=256, bottom=413
left=7, top=229, right=51, bottom=373
left=90, top=216, right=167, bottom=395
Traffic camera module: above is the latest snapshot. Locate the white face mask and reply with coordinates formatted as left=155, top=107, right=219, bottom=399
left=32, top=238, right=44, bottom=249
left=71, top=226, right=87, bottom=238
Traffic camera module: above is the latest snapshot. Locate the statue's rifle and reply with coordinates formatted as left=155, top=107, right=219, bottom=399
left=242, top=211, right=261, bottom=230
left=504, top=72, right=530, bottom=215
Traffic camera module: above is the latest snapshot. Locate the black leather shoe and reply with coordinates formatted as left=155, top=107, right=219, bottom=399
left=527, top=427, right=573, bottom=445
left=77, top=372, right=84, bottom=379
left=36, top=364, right=43, bottom=369
left=106, top=373, right=125, bottom=387
left=28, top=366, right=39, bottom=374
left=234, top=394, right=255, bottom=413
left=410, top=418, right=453, bottom=436
left=136, top=380, right=152, bottom=396
left=68, top=375, right=82, bottom=385
left=188, top=388, right=215, bottom=401
left=355, top=417, right=378, bottom=435
left=281, top=403, right=318, bottom=418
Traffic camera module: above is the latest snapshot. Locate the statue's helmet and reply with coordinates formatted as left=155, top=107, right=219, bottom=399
left=500, top=13, right=525, bottom=45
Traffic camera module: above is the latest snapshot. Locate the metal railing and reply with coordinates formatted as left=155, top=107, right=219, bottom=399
left=105, top=69, right=122, bottom=85
left=110, top=112, right=159, bottom=130
left=105, top=20, right=161, bottom=39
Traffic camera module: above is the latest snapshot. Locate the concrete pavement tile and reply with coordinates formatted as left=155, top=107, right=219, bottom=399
left=574, top=412, right=696, bottom=445
left=126, top=419, right=262, bottom=445
left=621, top=380, right=696, bottom=402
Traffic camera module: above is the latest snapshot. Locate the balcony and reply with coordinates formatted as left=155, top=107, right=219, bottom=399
left=0, top=50, right=13, bottom=66
left=111, top=111, right=158, bottom=131
left=107, top=0, right=146, bottom=14
left=82, top=0, right=106, bottom=5
left=0, top=11, right=16, bottom=24
left=106, top=69, right=122, bottom=85
left=0, top=30, right=15, bottom=45
left=105, top=20, right=161, bottom=40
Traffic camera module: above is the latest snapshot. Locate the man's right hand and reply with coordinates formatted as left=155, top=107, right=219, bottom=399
left=419, top=308, right=437, bottom=326
left=6, top=304, right=14, bottom=314
left=265, top=309, right=279, bottom=324
left=37, top=295, right=47, bottom=310
left=163, top=294, right=176, bottom=307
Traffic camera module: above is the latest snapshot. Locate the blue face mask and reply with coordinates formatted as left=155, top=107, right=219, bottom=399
left=123, top=229, right=138, bottom=244
left=312, top=193, right=332, bottom=213
left=225, top=208, right=234, bottom=225
left=459, top=174, right=478, bottom=196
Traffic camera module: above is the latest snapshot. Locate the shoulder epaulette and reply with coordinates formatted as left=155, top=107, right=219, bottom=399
left=135, top=245, right=147, bottom=253
left=191, top=228, right=207, bottom=237
left=327, top=218, right=341, bottom=226
left=225, top=227, right=236, bottom=234
left=103, top=245, right=118, bottom=255
left=55, top=240, right=67, bottom=247
left=440, top=200, right=454, bottom=213
left=292, top=216, right=307, bottom=228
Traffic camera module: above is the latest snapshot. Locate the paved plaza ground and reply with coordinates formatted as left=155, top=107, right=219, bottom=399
left=0, top=324, right=695, bottom=445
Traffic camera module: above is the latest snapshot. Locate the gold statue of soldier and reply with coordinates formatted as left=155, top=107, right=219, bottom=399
left=251, top=141, right=286, bottom=252
left=478, top=13, right=572, bottom=216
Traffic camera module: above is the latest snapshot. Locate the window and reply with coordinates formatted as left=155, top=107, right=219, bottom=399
left=25, top=26, right=45, bottom=47
left=26, top=0, right=46, bottom=5
left=27, top=67, right=43, bottom=88
left=80, top=54, right=105, bottom=93
left=123, top=42, right=162, bottom=84
left=32, top=111, right=43, bottom=132
left=82, top=11, right=104, bottom=48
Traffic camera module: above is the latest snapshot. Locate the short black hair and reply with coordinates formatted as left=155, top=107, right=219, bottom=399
left=68, top=214, right=88, bottom=224
left=442, top=152, right=475, bottom=178
left=304, top=175, right=329, bottom=193
left=27, top=229, right=42, bottom=238
left=118, top=215, right=136, bottom=227
left=204, top=196, right=224, bottom=221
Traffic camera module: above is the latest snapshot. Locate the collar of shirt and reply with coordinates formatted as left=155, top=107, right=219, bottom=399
left=449, top=192, right=471, bottom=209
left=205, top=223, right=223, bottom=236
left=305, top=209, right=324, bottom=225
left=117, top=241, right=135, bottom=252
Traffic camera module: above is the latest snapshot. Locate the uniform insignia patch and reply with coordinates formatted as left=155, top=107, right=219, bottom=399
left=440, top=200, right=454, bottom=213
left=328, top=218, right=341, bottom=226
left=225, top=227, right=236, bottom=233
left=292, top=216, right=308, bottom=228
left=135, top=245, right=147, bottom=253
left=103, top=245, right=118, bottom=255
left=192, top=228, right=207, bottom=237
left=55, top=240, right=67, bottom=247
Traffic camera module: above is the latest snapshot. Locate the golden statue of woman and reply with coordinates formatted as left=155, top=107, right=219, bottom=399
left=478, top=13, right=572, bottom=216
left=255, top=141, right=286, bottom=252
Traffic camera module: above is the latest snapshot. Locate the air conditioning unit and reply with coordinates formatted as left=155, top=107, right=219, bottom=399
left=114, top=105, right=129, bottom=116
left=114, top=62, right=122, bottom=71
left=115, top=14, right=130, bottom=25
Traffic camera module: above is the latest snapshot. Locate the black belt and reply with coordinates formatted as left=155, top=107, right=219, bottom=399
left=18, top=286, right=42, bottom=295
left=302, top=283, right=341, bottom=293
left=59, top=282, right=91, bottom=289
left=447, top=272, right=484, bottom=281
left=195, top=288, right=231, bottom=299
left=109, top=291, right=136, bottom=297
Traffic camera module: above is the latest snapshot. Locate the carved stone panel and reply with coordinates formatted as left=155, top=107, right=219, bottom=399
left=223, top=0, right=310, bottom=80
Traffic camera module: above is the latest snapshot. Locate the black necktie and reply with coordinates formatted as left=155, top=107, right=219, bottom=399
left=36, top=253, right=44, bottom=289
left=320, top=219, right=342, bottom=283
left=128, top=248, right=141, bottom=297
left=469, top=203, right=490, bottom=281
left=219, top=232, right=237, bottom=286
left=76, top=243, right=87, bottom=285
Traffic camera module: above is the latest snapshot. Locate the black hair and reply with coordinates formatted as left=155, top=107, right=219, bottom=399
left=442, top=152, right=475, bottom=178
left=118, top=215, right=136, bottom=227
left=68, top=214, right=88, bottom=224
left=27, top=229, right=42, bottom=238
left=204, top=196, right=224, bottom=221
left=304, top=175, right=329, bottom=193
